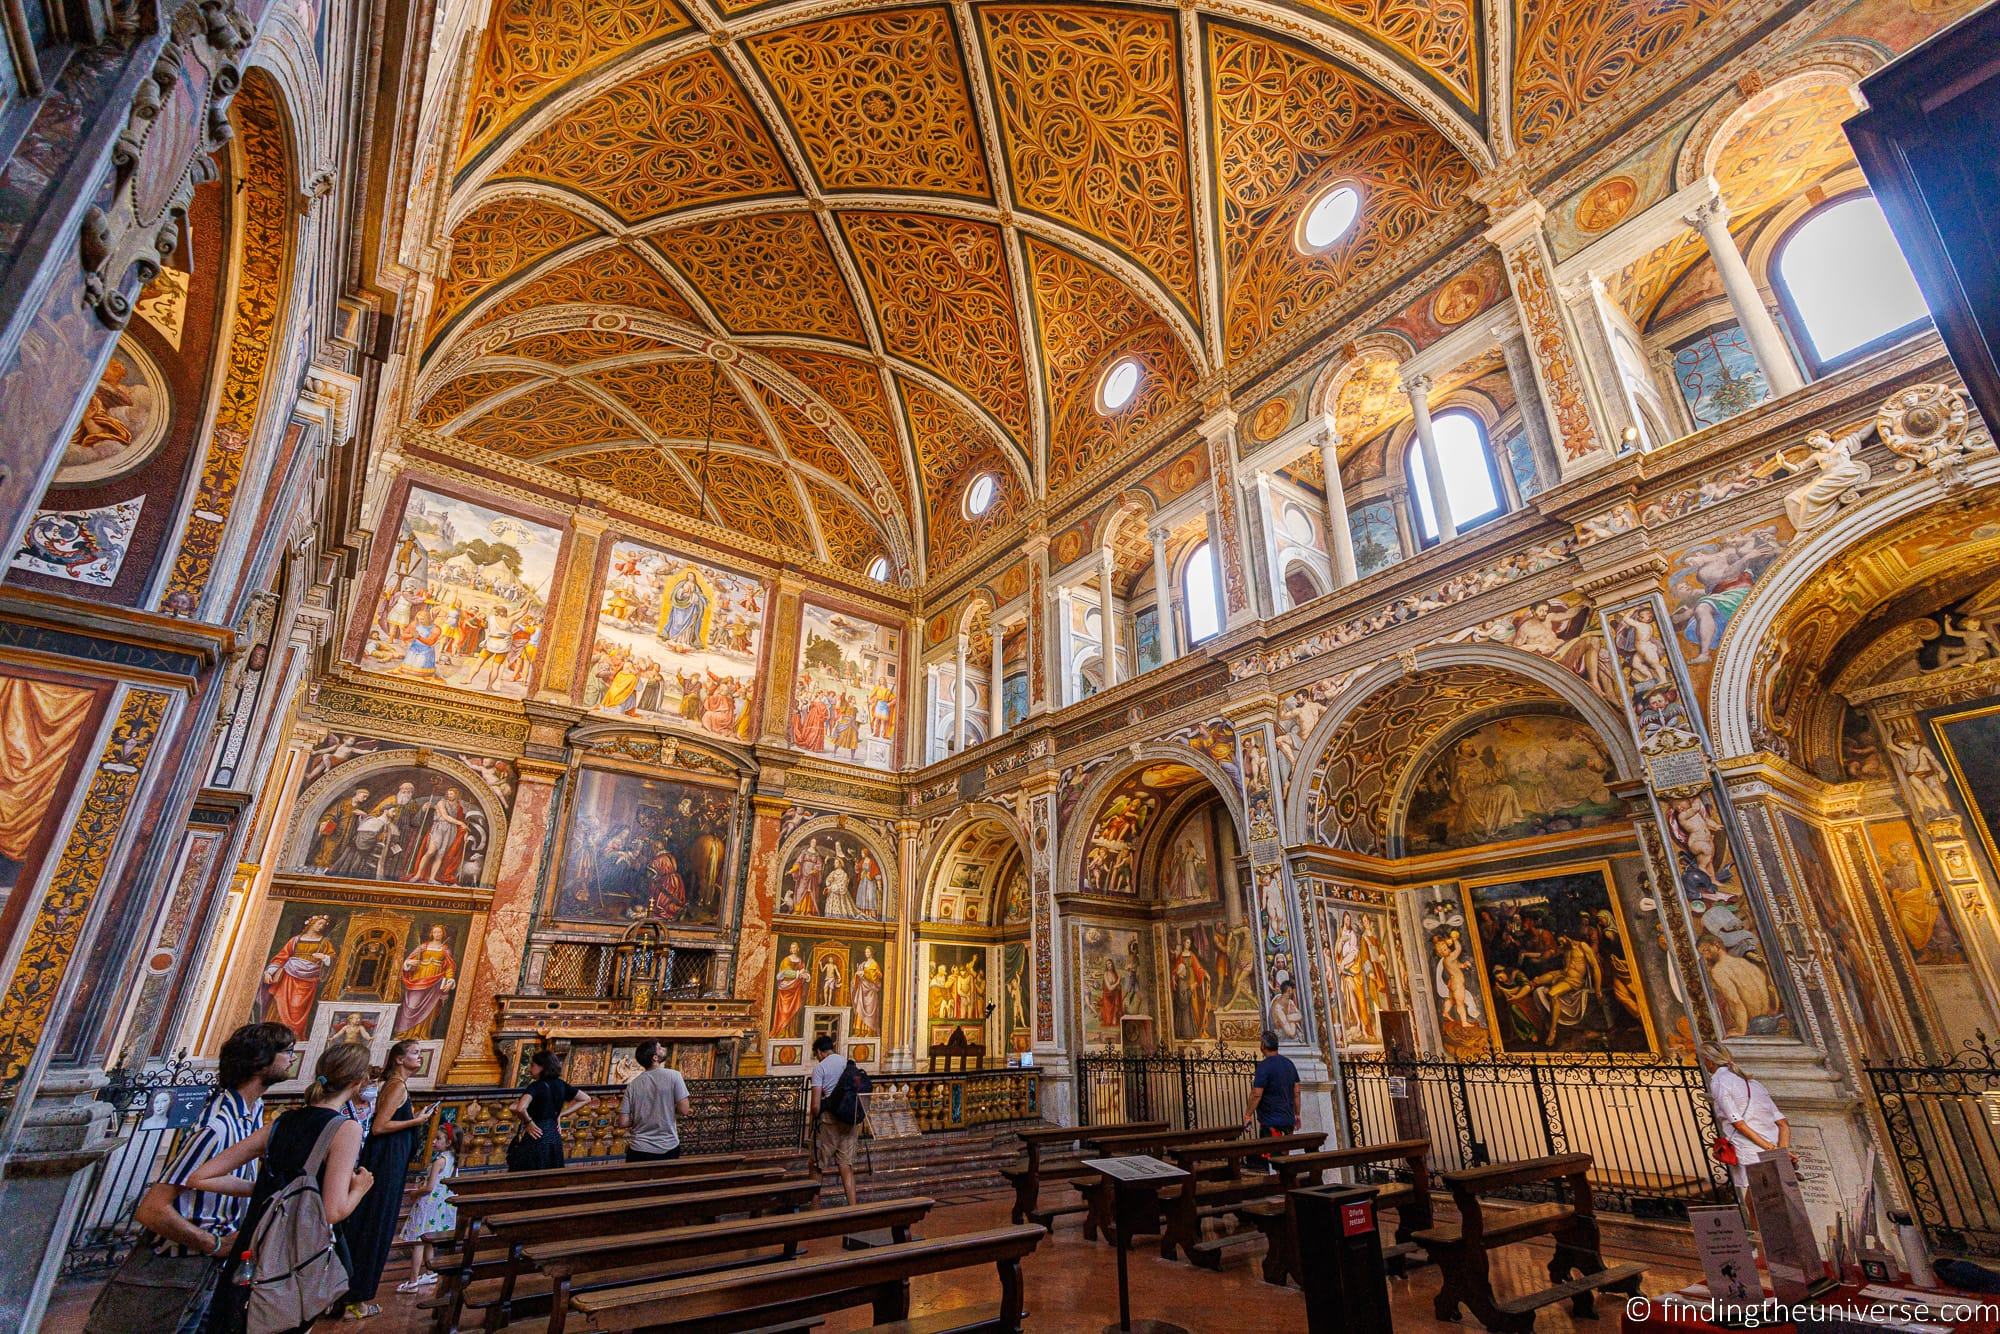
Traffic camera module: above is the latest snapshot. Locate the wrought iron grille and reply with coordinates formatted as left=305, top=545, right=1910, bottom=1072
left=1868, top=1034, right=2000, bottom=1257
left=1075, top=1049, right=1257, bottom=1129
left=63, top=1053, right=214, bottom=1277
left=1341, top=1053, right=1731, bottom=1219
left=540, top=941, right=610, bottom=995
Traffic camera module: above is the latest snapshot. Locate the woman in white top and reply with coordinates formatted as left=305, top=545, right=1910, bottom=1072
left=1700, top=1042, right=1795, bottom=1188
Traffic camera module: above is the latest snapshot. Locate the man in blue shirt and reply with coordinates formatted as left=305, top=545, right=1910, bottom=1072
left=1245, top=1029, right=1300, bottom=1168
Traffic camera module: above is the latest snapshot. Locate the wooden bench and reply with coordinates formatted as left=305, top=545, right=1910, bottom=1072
left=1002, top=1123, right=1165, bottom=1227
left=1075, top=1124, right=1243, bottom=1241
left=1232, top=1137, right=1433, bottom=1285
left=566, top=1224, right=1047, bottom=1333
left=477, top=1197, right=938, bottom=1333
left=1158, top=1131, right=1326, bottom=1265
left=443, top=1166, right=789, bottom=1252
left=432, top=1178, right=817, bottom=1334
left=446, top=1150, right=796, bottom=1200
left=1411, top=1153, right=1645, bottom=1332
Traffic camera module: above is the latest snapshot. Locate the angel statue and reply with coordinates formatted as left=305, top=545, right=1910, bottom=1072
left=1770, top=425, right=1873, bottom=530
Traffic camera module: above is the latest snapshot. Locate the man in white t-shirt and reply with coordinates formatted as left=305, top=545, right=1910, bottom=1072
left=620, top=1040, right=691, bottom=1161
left=809, top=1035, right=861, bottom=1204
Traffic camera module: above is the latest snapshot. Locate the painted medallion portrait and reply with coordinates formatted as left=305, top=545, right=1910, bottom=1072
left=357, top=485, right=564, bottom=702
left=57, top=337, right=170, bottom=484
left=552, top=769, right=732, bottom=924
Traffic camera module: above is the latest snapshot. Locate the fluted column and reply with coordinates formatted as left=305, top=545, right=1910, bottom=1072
left=1403, top=374, right=1457, bottom=542
left=953, top=636, right=968, bottom=750
left=1685, top=194, right=1805, bottom=396
left=1098, top=546, right=1120, bottom=686
left=989, top=621, right=1005, bottom=737
left=1317, top=427, right=1358, bottom=586
left=1149, top=527, right=1178, bottom=663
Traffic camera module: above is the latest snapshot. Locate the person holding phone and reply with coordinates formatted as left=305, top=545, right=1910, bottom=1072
left=337, top=1040, right=436, bottom=1319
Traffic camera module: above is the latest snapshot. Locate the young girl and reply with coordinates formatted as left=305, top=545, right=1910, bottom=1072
left=394, top=1120, right=459, bottom=1294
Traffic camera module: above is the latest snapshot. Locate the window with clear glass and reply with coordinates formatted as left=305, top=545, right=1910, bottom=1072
left=865, top=555, right=891, bottom=582
left=963, top=473, right=999, bottom=518
left=1774, top=193, right=1930, bottom=374
left=1184, top=541, right=1221, bottom=644
left=1406, top=410, right=1504, bottom=545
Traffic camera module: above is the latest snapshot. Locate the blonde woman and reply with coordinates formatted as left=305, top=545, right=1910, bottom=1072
left=1699, top=1042, right=1795, bottom=1189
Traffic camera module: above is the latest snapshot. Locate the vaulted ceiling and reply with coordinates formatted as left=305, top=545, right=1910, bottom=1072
left=411, top=0, right=1767, bottom=584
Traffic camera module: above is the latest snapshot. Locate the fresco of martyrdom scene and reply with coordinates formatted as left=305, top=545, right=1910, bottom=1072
left=791, top=603, right=902, bottom=771
left=296, top=764, right=493, bottom=887
left=1080, top=763, right=1198, bottom=896
left=582, top=539, right=766, bottom=740
left=1462, top=865, right=1654, bottom=1055
left=551, top=769, right=732, bottom=924
left=1079, top=923, right=1154, bottom=1049
left=251, top=899, right=469, bottom=1043
left=1001, top=942, right=1031, bottom=1054
left=1327, top=905, right=1396, bottom=1049
left=1401, top=713, right=1622, bottom=853
left=358, top=485, right=563, bottom=701
left=778, top=828, right=887, bottom=921
left=1164, top=918, right=1258, bottom=1044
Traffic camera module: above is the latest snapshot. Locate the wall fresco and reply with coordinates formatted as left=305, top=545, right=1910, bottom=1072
left=792, top=602, right=903, bottom=771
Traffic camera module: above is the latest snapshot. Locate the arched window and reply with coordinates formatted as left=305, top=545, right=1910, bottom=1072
left=1405, top=409, right=1504, bottom=546
left=1184, top=541, right=1221, bottom=644
left=1774, top=193, right=1930, bottom=375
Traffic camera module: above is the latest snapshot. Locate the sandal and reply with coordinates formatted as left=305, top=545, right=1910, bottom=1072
left=344, top=1303, right=382, bottom=1319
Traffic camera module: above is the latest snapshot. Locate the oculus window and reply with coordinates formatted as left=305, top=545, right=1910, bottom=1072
left=1775, top=193, right=1930, bottom=374
left=1097, top=356, right=1142, bottom=413
left=963, top=472, right=999, bottom=518
left=865, top=555, right=891, bottom=582
left=1298, top=184, right=1362, bottom=253
left=1406, top=410, right=1505, bottom=545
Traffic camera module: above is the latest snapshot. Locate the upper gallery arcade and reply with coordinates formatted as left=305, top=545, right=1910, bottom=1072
left=0, top=0, right=1995, bottom=1319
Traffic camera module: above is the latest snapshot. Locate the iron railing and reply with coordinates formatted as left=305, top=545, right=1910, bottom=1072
left=1075, top=1049, right=1257, bottom=1129
left=63, top=1053, right=214, bottom=1276
left=1341, top=1053, right=1731, bottom=1219
left=1869, top=1034, right=2000, bottom=1257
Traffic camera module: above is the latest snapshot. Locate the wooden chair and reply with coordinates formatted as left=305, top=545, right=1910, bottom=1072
left=1411, top=1153, right=1645, bottom=1332
left=1158, top=1131, right=1326, bottom=1265
left=565, top=1224, right=1047, bottom=1333
left=1233, top=1137, right=1432, bottom=1285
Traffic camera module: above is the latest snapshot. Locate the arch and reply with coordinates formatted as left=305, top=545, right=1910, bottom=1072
left=1281, top=558, right=1326, bottom=608
left=1709, top=460, right=2000, bottom=757
left=568, top=720, right=758, bottom=776
left=1059, top=741, right=1249, bottom=899
left=1307, top=335, right=1417, bottom=422
left=773, top=814, right=898, bottom=922
left=918, top=800, right=1031, bottom=927
left=284, top=750, right=511, bottom=887
left=1676, top=56, right=1878, bottom=191
left=1282, top=643, right=1644, bottom=839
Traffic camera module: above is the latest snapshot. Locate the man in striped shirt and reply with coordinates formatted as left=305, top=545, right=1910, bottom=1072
left=133, top=1022, right=296, bottom=1331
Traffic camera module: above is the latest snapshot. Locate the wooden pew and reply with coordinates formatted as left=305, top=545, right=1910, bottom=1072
left=444, top=1166, right=789, bottom=1250
left=477, top=1198, right=938, bottom=1333
left=1411, top=1153, right=1646, bottom=1333
left=433, top=1177, right=817, bottom=1334
left=1003, top=1123, right=1164, bottom=1227
left=565, top=1224, right=1047, bottom=1333
left=446, top=1150, right=797, bottom=1200
left=1158, top=1131, right=1326, bottom=1265
left=1232, top=1137, right=1432, bottom=1285
left=1075, top=1124, right=1242, bottom=1240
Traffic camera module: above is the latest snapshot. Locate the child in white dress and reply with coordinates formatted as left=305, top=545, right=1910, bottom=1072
left=395, top=1121, right=459, bottom=1293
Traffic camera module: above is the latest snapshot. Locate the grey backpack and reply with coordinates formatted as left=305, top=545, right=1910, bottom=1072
left=243, top=1115, right=352, bottom=1333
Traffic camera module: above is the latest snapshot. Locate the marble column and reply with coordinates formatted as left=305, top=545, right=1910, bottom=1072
left=1317, top=428, right=1358, bottom=586
left=1684, top=195, right=1805, bottom=396
left=1097, top=546, right=1119, bottom=686
left=1022, top=777, right=1071, bottom=1122
left=1496, top=327, right=1563, bottom=491
left=953, top=636, right=968, bottom=751
left=989, top=621, right=1005, bottom=737
left=1403, top=374, right=1457, bottom=543
left=451, top=758, right=563, bottom=1084
left=1251, top=471, right=1285, bottom=607
left=1149, top=527, right=1178, bottom=663
left=1055, top=588, right=1076, bottom=703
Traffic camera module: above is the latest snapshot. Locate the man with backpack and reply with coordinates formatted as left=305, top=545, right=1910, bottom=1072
left=808, top=1034, right=869, bottom=1204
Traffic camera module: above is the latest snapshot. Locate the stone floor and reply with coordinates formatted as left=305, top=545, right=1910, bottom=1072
left=45, top=1188, right=1699, bottom=1332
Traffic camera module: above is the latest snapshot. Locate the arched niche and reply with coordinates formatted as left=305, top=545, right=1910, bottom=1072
left=1060, top=741, right=1248, bottom=899
left=912, top=803, right=1031, bottom=1064
left=919, top=802, right=1030, bottom=928
left=284, top=750, right=509, bottom=889
left=773, top=814, right=897, bottom=924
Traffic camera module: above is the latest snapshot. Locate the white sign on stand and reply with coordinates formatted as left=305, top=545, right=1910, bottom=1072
left=1689, top=1205, right=1761, bottom=1303
left=1747, top=1156, right=1824, bottom=1301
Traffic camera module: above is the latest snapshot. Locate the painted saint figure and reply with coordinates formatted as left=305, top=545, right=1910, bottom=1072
left=256, top=914, right=338, bottom=1039
left=853, top=849, right=882, bottom=918
left=772, top=942, right=809, bottom=1037
left=784, top=837, right=826, bottom=916
left=408, top=787, right=471, bottom=884
left=662, top=568, right=709, bottom=649
left=851, top=947, right=883, bottom=1037
left=394, top=924, right=458, bottom=1037
left=821, top=850, right=859, bottom=919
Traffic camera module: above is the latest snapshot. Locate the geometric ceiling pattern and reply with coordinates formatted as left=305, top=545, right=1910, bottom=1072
left=412, top=0, right=1769, bottom=583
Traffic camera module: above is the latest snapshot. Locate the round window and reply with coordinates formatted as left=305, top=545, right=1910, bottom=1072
left=963, top=473, right=999, bottom=518
left=1097, top=356, right=1142, bottom=413
left=1298, top=184, right=1362, bottom=253
left=866, top=555, right=891, bottom=582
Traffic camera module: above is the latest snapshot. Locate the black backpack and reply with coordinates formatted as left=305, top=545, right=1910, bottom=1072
left=824, top=1059, right=872, bottom=1126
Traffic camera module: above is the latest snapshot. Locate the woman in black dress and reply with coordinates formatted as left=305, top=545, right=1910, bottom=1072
left=189, top=1041, right=376, bottom=1333
left=507, top=1048, right=592, bottom=1170
left=338, top=1040, right=435, bottom=1319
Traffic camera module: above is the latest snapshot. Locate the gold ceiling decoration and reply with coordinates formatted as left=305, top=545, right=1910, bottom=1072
left=419, top=0, right=1790, bottom=580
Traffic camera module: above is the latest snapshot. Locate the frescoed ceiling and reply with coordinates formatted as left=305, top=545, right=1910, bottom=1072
left=411, top=0, right=1792, bottom=584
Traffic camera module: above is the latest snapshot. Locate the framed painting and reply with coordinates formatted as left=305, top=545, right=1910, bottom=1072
left=1671, top=324, right=1770, bottom=429
left=1348, top=500, right=1402, bottom=580
left=1459, top=862, right=1655, bottom=1055
left=550, top=769, right=733, bottom=925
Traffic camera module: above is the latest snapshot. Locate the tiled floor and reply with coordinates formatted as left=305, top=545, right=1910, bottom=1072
left=44, top=1189, right=1698, bottom=1332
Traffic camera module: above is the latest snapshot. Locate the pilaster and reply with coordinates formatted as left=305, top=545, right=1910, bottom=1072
left=1485, top=199, right=1616, bottom=477
left=1198, top=406, right=1255, bottom=628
